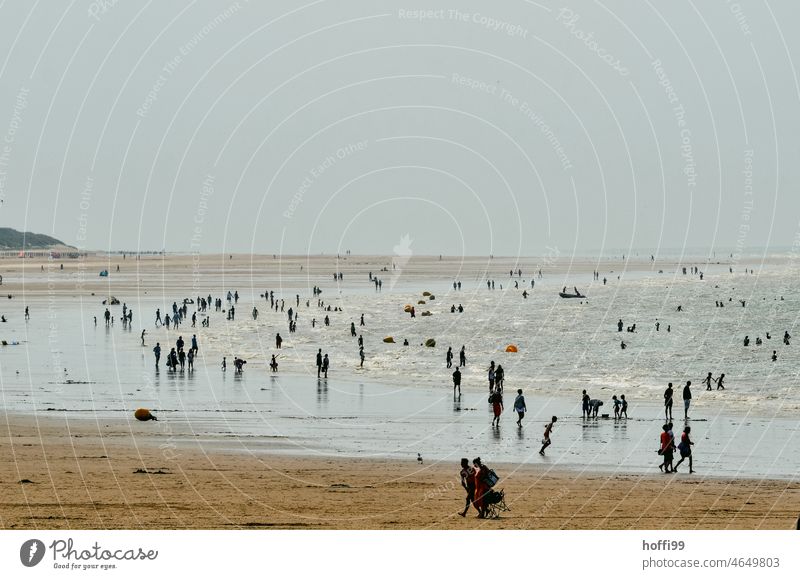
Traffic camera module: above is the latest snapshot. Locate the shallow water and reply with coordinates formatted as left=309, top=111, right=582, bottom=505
left=2, top=256, right=800, bottom=480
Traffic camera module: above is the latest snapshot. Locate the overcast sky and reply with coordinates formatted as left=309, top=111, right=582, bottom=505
left=0, top=0, right=798, bottom=256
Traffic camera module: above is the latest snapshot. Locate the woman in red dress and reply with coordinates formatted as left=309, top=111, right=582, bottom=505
left=472, top=457, right=490, bottom=518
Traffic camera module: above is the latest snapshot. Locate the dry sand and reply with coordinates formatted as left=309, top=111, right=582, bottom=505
left=2, top=413, right=798, bottom=530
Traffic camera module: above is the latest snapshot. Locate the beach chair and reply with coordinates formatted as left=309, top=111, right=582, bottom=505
left=483, top=488, right=509, bottom=519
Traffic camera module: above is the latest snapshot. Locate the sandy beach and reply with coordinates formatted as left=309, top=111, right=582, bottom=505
left=2, top=413, right=799, bottom=530
left=2, top=253, right=800, bottom=530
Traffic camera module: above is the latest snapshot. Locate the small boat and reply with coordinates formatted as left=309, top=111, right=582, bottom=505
left=559, top=292, right=585, bottom=298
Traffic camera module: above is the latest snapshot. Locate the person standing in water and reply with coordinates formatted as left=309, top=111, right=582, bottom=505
left=513, top=389, right=526, bottom=427
left=452, top=367, right=462, bottom=396
left=582, top=390, right=590, bottom=419
left=664, top=383, right=674, bottom=421
left=153, top=343, right=161, bottom=368
left=446, top=347, right=453, bottom=369
left=539, top=417, right=557, bottom=455
left=459, top=346, right=466, bottom=367
left=682, top=381, right=692, bottom=419
left=322, top=353, right=329, bottom=378
left=715, top=373, right=725, bottom=390
left=316, top=349, right=323, bottom=377
left=702, top=372, right=713, bottom=391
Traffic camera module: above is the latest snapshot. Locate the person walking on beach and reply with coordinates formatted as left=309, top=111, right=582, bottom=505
left=153, top=343, right=161, bottom=367
left=539, top=417, right=556, bottom=455
left=784, top=331, right=791, bottom=345
left=490, top=389, right=503, bottom=427
left=472, top=458, right=490, bottom=518
left=495, top=365, right=504, bottom=391
left=618, top=319, right=623, bottom=332
left=187, top=349, right=194, bottom=372
left=316, top=349, right=323, bottom=377
left=191, top=334, right=198, bottom=355
left=513, top=389, right=526, bottom=427
left=155, top=309, right=162, bottom=327
left=772, top=350, right=778, bottom=362
left=452, top=367, right=462, bottom=396
left=582, top=389, right=590, bottom=419
left=682, top=381, right=692, bottom=419
left=620, top=394, right=628, bottom=418
left=350, top=322, right=356, bottom=337
left=458, top=458, right=476, bottom=517
left=702, top=372, right=713, bottom=391
left=459, top=346, right=466, bottom=367
left=674, top=426, right=694, bottom=473
left=487, top=361, right=496, bottom=392
left=446, top=347, right=453, bottom=369
left=664, top=383, right=674, bottom=421
left=715, top=373, right=725, bottom=390
left=659, top=423, right=674, bottom=473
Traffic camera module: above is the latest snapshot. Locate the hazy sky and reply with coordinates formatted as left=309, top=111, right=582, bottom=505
left=0, top=0, right=798, bottom=256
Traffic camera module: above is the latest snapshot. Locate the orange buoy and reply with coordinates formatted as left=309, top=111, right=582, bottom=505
left=134, top=408, right=157, bottom=421
left=505, top=344, right=518, bottom=353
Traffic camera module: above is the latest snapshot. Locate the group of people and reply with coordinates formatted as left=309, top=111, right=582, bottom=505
left=659, top=423, right=694, bottom=473
left=152, top=334, right=199, bottom=372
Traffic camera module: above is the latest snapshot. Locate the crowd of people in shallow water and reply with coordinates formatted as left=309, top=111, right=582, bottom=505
left=72, top=257, right=797, bottom=519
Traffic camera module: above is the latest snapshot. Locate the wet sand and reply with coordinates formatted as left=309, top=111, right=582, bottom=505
left=1, top=413, right=798, bottom=530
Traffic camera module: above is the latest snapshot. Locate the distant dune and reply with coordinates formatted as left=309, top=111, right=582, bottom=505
left=0, top=227, right=74, bottom=250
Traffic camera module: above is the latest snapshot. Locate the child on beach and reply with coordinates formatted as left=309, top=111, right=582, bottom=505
left=612, top=395, right=621, bottom=418
left=620, top=394, right=628, bottom=418
left=539, top=417, right=557, bottom=455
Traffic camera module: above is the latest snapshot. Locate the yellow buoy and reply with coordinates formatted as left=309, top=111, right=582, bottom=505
left=383, top=336, right=395, bottom=343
